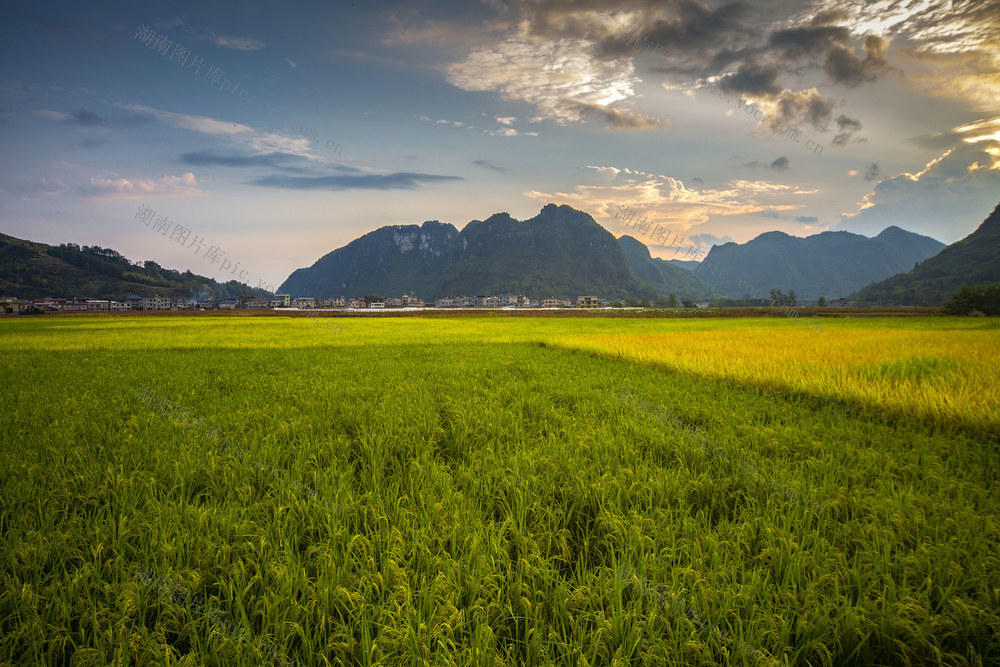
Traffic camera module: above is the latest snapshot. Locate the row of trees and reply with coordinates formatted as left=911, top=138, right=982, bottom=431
left=942, top=284, right=1000, bottom=316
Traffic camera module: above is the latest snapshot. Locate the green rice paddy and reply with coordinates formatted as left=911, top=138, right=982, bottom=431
left=1, top=315, right=997, bottom=665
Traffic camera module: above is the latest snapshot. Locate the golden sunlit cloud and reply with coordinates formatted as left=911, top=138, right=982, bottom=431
left=524, top=166, right=806, bottom=240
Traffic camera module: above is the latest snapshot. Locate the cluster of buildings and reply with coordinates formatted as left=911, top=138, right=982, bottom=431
left=432, top=294, right=598, bottom=308
left=1, top=294, right=291, bottom=313
left=434, top=295, right=602, bottom=308
left=2, top=292, right=610, bottom=313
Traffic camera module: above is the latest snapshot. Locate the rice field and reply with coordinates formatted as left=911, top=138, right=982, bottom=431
left=1, top=314, right=997, bottom=666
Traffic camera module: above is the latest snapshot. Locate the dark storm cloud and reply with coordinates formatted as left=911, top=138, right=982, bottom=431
left=823, top=36, right=890, bottom=86
left=768, top=26, right=850, bottom=58
left=548, top=0, right=761, bottom=74
left=718, top=62, right=783, bottom=95
left=770, top=156, right=789, bottom=170
left=794, top=216, right=818, bottom=222
left=626, top=1, right=751, bottom=52
left=769, top=89, right=835, bottom=132
left=836, top=115, right=862, bottom=131
left=831, top=114, right=863, bottom=147
left=863, top=163, right=882, bottom=182
left=470, top=1, right=896, bottom=134
left=254, top=172, right=462, bottom=191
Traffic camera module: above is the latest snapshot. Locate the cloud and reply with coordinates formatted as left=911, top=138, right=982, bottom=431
left=823, top=35, right=891, bottom=87
left=254, top=172, right=462, bottom=191
left=836, top=115, right=862, bottom=131
left=38, top=108, right=155, bottom=130
left=36, top=109, right=71, bottom=122
left=64, top=109, right=108, bottom=128
left=758, top=87, right=835, bottom=132
left=608, top=1, right=754, bottom=54
left=285, top=58, right=298, bottom=69
left=438, top=0, right=934, bottom=135
left=112, top=103, right=316, bottom=158
left=689, top=232, right=735, bottom=247
left=830, top=113, right=864, bottom=146
left=740, top=156, right=790, bottom=170
left=586, top=165, right=621, bottom=183
left=19, top=178, right=70, bottom=198
left=768, top=25, right=851, bottom=59
left=474, top=159, right=507, bottom=173
left=211, top=33, right=264, bottom=51
left=446, top=36, right=643, bottom=127
left=179, top=152, right=311, bottom=168
left=794, top=216, right=818, bottom=223
left=485, top=127, right=522, bottom=136
left=770, top=156, right=790, bottom=170
left=481, top=115, right=542, bottom=136
left=906, top=129, right=965, bottom=150
left=572, top=102, right=666, bottom=130
left=82, top=172, right=202, bottom=200
left=524, top=164, right=805, bottom=235
left=843, top=117, right=1000, bottom=234
left=717, top=62, right=783, bottom=96
left=419, top=116, right=467, bottom=128
left=805, top=0, right=1000, bottom=109
left=862, top=163, right=882, bottom=182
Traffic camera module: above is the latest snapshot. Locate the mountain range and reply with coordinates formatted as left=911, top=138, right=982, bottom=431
left=695, top=226, right=946, bottom=301
left=854, top=202, right=1000, bottom=305
left=4, top=203, right=995, bottom=305
left=280, top=204, right=949, bottom=302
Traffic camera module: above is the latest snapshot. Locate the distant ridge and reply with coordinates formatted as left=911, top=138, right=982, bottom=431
left=616, top=236, right=717, bottom=300
left=854, top=201, right=1000, bottom=305
left=695, top=226, right=945, bottom=301
left=0, top=232, right=271, bottom=300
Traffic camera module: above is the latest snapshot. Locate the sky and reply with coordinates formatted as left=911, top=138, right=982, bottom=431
left=1, top=0, right=998, bottom=292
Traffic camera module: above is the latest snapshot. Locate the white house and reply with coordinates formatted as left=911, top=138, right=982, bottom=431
left=141, top=295, right=172, bottom=310
left=244, top=297, right=271, bottom=309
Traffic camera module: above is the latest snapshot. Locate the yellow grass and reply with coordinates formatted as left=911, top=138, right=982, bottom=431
left=552, top=319, right=1000, bottom=435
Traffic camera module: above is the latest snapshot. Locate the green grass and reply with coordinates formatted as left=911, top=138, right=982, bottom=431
left=1, top=315, right=997, bottom=665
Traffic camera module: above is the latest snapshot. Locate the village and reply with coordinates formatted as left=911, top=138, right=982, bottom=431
left=0, top=293, right=612, bottom=314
